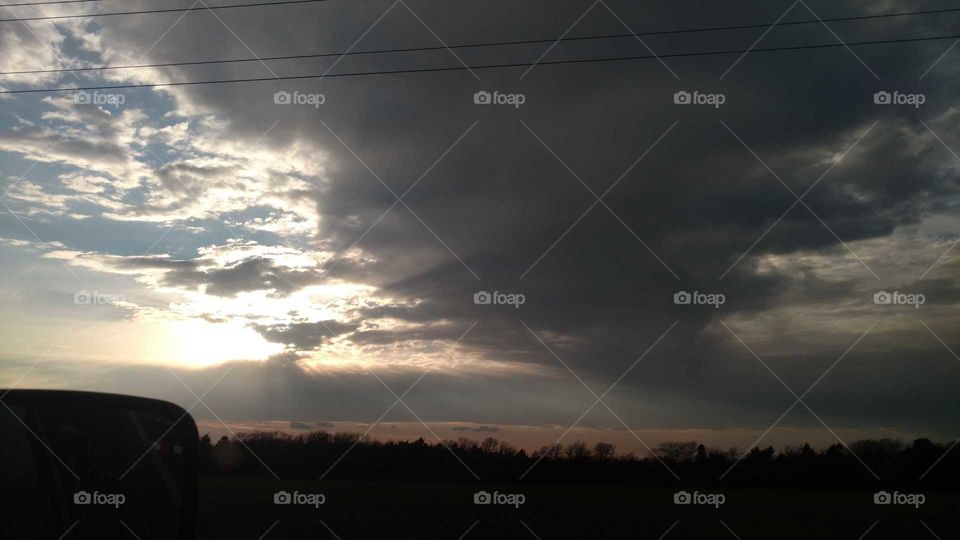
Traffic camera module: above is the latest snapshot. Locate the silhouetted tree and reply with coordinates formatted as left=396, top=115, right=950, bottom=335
left=593, top=442, right=616, bottom=460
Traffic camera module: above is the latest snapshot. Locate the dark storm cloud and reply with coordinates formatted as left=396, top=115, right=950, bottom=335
left=32, top=0, right=960, bottom=436
left=164, top=257, right=322, bottom=296
left=109, top=255, right=323, bottom=296
left=254, top=320, right=360, bottom=349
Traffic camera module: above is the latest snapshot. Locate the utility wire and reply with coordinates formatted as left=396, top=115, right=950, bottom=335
left=2, top=0, right=106, bottom=7
left=0, top=0, right=332, bottom=22
left=0, top=0, right=958, bottom=27
left=3, top=5, right=960, bottom=75
left=2, top=32, right=957, bottom=95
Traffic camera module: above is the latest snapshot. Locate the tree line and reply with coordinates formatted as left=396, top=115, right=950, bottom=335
left=198, top=431, right=959, bottom=489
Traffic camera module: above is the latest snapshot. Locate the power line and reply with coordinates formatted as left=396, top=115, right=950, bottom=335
left=3, top=32, right=957, bottom=95
left=3, top=5, right=960, bottom=76
left=2, top=0, right=106, bottom=7
left=0, top=0, right=332, bottom=22
left=0, top=0, right=957, bottom=28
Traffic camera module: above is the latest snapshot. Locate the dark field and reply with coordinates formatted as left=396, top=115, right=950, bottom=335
left=197, top=478, right=960, bottom=540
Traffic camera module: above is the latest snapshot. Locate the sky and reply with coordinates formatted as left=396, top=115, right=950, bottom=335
left=1, top=0, right=959, bottom=455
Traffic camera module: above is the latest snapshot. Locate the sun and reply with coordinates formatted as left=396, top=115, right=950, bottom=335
left=164, top=319, right=284, bottom=368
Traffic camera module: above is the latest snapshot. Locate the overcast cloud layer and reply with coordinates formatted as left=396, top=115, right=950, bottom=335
left=1, top=0, right=959, bottom=452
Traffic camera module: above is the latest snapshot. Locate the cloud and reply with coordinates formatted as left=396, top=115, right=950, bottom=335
left=254, top=320, right=360, bottom=350
left=451, top=425, right=500, bottom=433
left=1, top=0, right=959, bottom=443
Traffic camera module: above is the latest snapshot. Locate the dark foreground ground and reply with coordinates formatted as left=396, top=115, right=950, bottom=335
left=196, top=478, right=960, bottom=539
